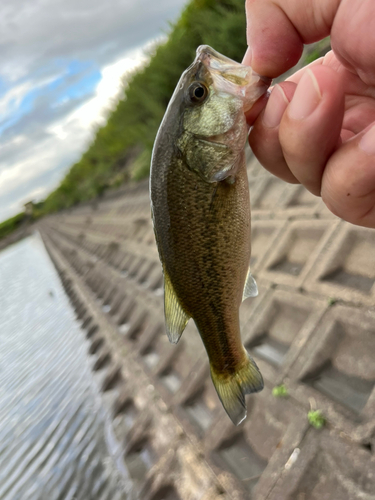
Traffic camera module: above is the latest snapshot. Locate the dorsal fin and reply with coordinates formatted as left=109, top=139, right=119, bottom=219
left=163, top=271, right=190, bottom=344
left=242, top=268, right=258, bottom=301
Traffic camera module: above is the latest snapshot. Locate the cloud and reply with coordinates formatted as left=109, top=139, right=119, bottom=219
left=67, top=46, right=149, bottom=131
left=0, top=0, right=186, bottom=81
left=0, top=0, right=188, bottom=220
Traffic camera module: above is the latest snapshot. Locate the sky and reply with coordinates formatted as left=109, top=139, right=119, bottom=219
left=0, top=0, right=188, bottom=221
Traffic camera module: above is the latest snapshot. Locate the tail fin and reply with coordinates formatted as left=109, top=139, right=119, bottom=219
left=210, top=352, right=263, bottom=425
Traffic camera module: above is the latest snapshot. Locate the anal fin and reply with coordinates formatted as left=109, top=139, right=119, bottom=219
left=164, top=271, right=190, bottom=344
left=242, top=268, right=258, bottom=301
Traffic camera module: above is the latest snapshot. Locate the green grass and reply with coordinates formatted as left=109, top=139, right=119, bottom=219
left=308, top=410, right=326, bottom=429
left=272, top=384, right=288, bottom=397
left=304, top=38, right=331, bottom=65
left=0, top=213, right=25, bottom=240
left=328, top=297, right=337, bottom=306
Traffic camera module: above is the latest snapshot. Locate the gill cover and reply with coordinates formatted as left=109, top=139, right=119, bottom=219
left=178, top=45, right=271, bottom=183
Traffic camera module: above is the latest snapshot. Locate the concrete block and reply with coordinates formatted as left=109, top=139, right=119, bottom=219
left=206, top=387, right=308, bottom=500
left=288, top=305, right=375, bottom=441
left=39, top=175, right=375, bottom=500
left=258, top=219, right=341, bottom=289
left=303, top=223, right=375, bottom=307
left=250, top=220, right=288, bottom=272
left=242, top=289, right=327, bottom=385
left=251, top=176, right=291, bottom=212
left=269, top=429, right=375, bottom=500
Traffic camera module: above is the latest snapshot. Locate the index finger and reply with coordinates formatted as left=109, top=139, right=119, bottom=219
left=244, top=0, right=340, bottom=77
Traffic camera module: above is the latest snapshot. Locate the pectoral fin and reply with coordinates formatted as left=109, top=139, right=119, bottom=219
left=242, top=268, right=258, bottom=301
left=164, top=271, right=190, bottom=344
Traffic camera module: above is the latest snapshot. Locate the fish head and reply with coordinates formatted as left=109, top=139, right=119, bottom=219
left=172, top=45, right=271, bottom=182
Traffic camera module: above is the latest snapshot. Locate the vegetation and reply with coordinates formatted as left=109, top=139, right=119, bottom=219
left=304, top=37, right=331, bottom=65
left=0, top=213, right=26, bottom=240
left=327, top=297, right=337, bottom=306
left=308, top=410, right=326, bottom=429
left=272, top=384, right=288, bottom=398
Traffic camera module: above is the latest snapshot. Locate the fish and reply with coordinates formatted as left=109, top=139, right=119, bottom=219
left=150, top=45, right=271, bottom=425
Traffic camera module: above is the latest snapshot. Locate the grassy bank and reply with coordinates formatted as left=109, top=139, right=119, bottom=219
left=0, top=213, right=26, bottom=240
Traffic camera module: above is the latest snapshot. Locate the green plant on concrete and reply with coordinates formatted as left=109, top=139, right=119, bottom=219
left=328, top=297, right=337, bottom=306
left=272, top=384, right=288, bottom=397
left=308, top=410, right=326, bottom=429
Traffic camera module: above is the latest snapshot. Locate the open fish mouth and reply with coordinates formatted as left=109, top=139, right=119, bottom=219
left=196, top=45, right=271, bottom=85
left=195, top=45, right=271, bottom=112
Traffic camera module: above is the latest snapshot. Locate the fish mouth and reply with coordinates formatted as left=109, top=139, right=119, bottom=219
left=196, top=45, right=242, bottom=68
left=196, top=45, right=271, bottom=86
left=195, top=45, right=271, bottom=111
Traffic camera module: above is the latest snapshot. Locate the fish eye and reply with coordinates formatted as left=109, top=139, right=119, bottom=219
left=188, top=82, right=208, bottom=104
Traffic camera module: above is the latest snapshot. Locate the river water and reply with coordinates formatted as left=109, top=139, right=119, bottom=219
left=0, top=233, right=131, bottom=500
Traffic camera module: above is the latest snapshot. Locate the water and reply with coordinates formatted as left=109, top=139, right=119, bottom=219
left=0, top=233, right=131, bottom=500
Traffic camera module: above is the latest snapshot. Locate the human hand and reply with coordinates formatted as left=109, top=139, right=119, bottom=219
left=244, top=0, right=375, bottom=228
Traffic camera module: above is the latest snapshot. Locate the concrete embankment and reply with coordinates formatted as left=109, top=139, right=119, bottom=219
left=38, top=152, right=375, bottom=500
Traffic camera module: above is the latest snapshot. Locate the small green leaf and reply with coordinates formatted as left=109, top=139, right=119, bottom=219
left=308, top=410, right=326, bottom=429
left=272, top=384, right=288, bottom=398
left=328, top=297, right=337, bottom=306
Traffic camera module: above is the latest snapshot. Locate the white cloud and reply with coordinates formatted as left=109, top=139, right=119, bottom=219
left=0, top=44, right=152, bottom=219
left=63, top=45, right=148, bottom=132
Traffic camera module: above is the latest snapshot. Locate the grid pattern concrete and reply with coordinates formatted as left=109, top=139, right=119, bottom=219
left=39, top=151, right=375, bottom=500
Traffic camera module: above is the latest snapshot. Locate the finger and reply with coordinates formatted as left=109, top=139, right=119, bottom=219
left=322, top=123, right=375, bottom=228
left=249, top=82, right=299, bottom=184
left=245, top=0, right=339, bottom=77
left=245, top=93, right=269, bottom=126
left=245, top=57, right=327, bottom=126
left=332, top=0, right=375, bottom=86
left=279, top=65, right=345, bottom=195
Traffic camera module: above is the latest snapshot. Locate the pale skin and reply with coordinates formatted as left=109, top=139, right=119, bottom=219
left=243, top=0, right=375, bottom=228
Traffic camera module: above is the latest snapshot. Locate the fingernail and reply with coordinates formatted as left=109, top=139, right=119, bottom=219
left=262, top=84, right=289, bottom=128
left=242, top=46, right=252, bottom=65
left=288, top=69, right=322, bottom=120
left=359, top=124, right=375, bottom=155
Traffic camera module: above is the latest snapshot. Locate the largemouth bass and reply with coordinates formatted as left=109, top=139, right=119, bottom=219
left=150, top=45, right=270, bottom=425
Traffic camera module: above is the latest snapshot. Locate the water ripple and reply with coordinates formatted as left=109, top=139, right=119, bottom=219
left=0, top=234, right=130, bottom=500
